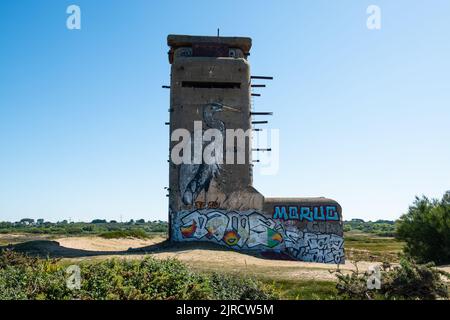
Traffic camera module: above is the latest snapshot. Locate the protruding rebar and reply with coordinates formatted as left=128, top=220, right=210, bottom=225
left=251, top=76, right=273, bottom=80
left=252, top=148, right=272, bottom=151
left=250, top=112, right=273, bottom=116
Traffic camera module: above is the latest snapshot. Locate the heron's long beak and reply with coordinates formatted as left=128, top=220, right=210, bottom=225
left=222, top=105, right=241, bottom=113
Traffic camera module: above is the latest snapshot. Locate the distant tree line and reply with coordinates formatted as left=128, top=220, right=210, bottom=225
left=343, top=219, right=397, bottom=236
left=0, top=219, right=168, bottom=236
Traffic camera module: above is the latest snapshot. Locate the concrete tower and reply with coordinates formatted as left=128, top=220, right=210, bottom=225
left=167, top=34, right=344, bottom=264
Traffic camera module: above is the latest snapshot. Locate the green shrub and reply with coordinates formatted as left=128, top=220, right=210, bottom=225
left=382, top=258, right=449, bottom=300
left=396, top=193, right=450, bottom=264
left=208, top=273, right=279, bottom=300
left=0, top=250, right=278, bottom=300
left=334, top=257, right=449, bottom=300
left=0, top=251, right=72, bottom=300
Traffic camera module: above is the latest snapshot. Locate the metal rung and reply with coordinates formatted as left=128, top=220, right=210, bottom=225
left=251, top=76, right=273, bottom=80
left=252, top=148, right=272, bottom=152
left=251, top=112, right=273, bottom=116
left=252, top=121, right=268, bottom=124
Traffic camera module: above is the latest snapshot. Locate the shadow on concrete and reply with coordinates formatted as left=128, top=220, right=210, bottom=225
left=0, top=239, right=294, bottom=260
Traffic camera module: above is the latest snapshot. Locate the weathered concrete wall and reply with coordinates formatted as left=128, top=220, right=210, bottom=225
left=169, top=57, right=254, bottom=213
left=167, top=34, right=344, bottom=264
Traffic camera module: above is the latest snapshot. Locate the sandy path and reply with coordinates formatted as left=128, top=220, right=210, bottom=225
left=56, top=236, right=382, bottom=282
left=56, top=236, right=160, bottom=252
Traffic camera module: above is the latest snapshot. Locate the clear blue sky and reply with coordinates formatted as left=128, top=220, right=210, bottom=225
left=1, top=0, right=449, bottom=222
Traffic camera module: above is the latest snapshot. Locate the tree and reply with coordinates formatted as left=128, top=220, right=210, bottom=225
left=91, top=219, right=107, bottom=224
left=19, top=218, right=35, bottom=226
left=396, top=192, right=450, bottom=264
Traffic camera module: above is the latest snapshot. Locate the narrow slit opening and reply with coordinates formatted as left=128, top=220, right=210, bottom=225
left=182, top=81, right=241, bottom=89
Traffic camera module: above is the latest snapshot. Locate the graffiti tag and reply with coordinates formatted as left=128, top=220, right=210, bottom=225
left=273, top=205, right=339, bottom=221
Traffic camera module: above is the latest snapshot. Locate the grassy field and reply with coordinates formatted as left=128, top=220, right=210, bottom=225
left=344, top=231, right=405, bottom=263
left=267, top=279, right=338, bottom=300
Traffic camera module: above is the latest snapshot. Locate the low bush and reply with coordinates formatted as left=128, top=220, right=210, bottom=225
left=0, top=250, right=278, bottom=300
left=208, top=273, right=279, bottom=300
left=334, top=257, right=449, bottom=300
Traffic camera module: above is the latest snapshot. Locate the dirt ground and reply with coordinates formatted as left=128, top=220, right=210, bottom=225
left=56, top=236, right=158, bottom=252
left=2, top=234, right=449, bottom=282
left=53, top=236, right=389, bottom=282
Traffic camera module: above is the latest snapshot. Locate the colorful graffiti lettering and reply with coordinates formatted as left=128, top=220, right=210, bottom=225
left=223, top=230, right=240, bottom=246
left=172, top=209, right=344, bottom=264
left=267, top=228, right=283, bottom=248
left=195, top=201, right=206, bottom=209
left=273, top=206, right=340, bottom=221
left=284, top=232, right=344, bottom=264
left=194, top=201, right=220, bottom=209
left=180, top=221, right=197, bottom=238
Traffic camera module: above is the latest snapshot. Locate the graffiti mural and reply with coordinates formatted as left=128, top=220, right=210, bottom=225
left=172, top=209, right=345, bottom=264
left=284, top=231, right=344, bottom=264
left=179, top=103, right=233, bottom=205
left=273, top=205, right=340, bottom=221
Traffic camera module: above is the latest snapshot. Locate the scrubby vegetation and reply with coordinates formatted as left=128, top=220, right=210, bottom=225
left=1, top=191, right=448, bottom=300
left=344, top=234, right=404, bottom=263
left=334, top=257, right=449, bottom=300
left=268, top=279, right=338, bottom=300
left=0, top=250, right=279, bottom=300
left=396, top=192, right=450, bottom=265
left=0, top=220, right=168, bottom=237
left=343, top=219, right=397, bottom=236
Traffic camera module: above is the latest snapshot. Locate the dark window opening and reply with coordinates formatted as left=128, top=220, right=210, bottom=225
left=182, top=81, right=241, bottom=89
left=192, top=43, right=229, bottom=57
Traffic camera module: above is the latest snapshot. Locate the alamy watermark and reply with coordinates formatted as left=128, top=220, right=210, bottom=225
left=66, top=265, right=81, bottom=290
left=66, top=5, right=81, bottom=30
left=170, top=120, right=279, bottom=176
left=367, top=265, right=382, bottom=290
left=367, top=5, right=381, bottom=30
